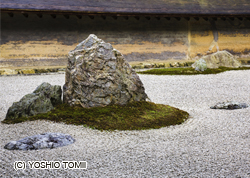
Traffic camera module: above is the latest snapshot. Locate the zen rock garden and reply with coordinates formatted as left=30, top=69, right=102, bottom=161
left=3, top=34, right=248, bottom=150
left=3, top=34, right=151, bottom=150
left=5, top=34, right=148, bottom=122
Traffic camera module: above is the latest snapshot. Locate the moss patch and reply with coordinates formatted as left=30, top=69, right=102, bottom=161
left=131, top=61, right=194, bottom=69
left=2, top=101, right=189, bottom=131
left=137, top=66, right=250, bottom=75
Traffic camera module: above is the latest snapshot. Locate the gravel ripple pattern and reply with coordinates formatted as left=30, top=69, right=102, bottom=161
left=0, top=71, right=250, bottom=177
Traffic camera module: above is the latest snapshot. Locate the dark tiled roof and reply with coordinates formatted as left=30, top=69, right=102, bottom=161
left=1, top=0, right=250, bottom=16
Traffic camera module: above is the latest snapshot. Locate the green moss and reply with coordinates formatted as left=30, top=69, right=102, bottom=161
left=137, top=66, right=250, bottom=75
left=2, top=101, right=189, bottom=131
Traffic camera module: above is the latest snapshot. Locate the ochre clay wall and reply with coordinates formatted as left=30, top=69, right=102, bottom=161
left=189, top=18, right=250, bottom=59
left=1, top=12, right=250, bottom=68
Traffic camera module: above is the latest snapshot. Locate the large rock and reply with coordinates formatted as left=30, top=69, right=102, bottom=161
left=63, top=34, right=148, bottom=107
left=192, top=51, right=241, bottom=71
left=5, top=82, right=62, bottom=121
left=4, top=133, right=75, bottom=150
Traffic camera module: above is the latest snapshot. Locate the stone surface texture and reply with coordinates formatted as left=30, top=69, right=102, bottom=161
left=63, top=34, right=148, bottom=108
left=5, top=82, right=62, bottom=121
left=4, top=133, right=75, bottom=150
left=192, top=50, right=242, bottom=70
left=193, top=58, right=207, bottom=71
left=210, top=101, right=249, bottom=110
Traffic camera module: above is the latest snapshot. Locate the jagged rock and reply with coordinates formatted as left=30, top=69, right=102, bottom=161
left=4, top=133, right=75, bottom=150
left=5, top=82, right=62, bottom=121
left=33, top=82, right=62, bottom=106
left=63, top=34, right=148, bottom=108
left=210, top=101, right=249, bottom=110
left=192, top=51, right=241, bottom=71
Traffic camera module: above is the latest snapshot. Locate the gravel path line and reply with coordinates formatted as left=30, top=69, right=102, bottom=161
left=0, top=70, right=250, bottom=177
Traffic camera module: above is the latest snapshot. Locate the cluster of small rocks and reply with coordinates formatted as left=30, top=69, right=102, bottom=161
left=4, top=133, right=75, bottom=150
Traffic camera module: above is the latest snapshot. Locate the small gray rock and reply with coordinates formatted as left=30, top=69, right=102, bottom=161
left=4, top=133, right=75, bottom=150
left=193, top=58, right=207, bottom=71
left=5, top=82, right=62, bottom=121
left=210, top=101, right=249, bottom=110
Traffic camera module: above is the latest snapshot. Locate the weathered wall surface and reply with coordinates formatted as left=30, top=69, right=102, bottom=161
left=1, top=12, right=250, bottom=68
left=0, top=13, right=188, bottom=68
left=189, top=18, right=250, bottom=59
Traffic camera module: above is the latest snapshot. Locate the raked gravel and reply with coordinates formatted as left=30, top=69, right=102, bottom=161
left=0, top=70, right=250, bottom=177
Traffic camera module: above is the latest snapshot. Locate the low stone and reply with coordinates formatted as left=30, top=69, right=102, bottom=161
left=157, top=63, right=165, bottom=68
left=132, top=64, right=144, bottom=69
left=210, top=101, right=249, bottom=110
left=170, top=62, right=180, bottom=67
left=0, top=69, right=18, bottom=75
left=164, top=63, right=171, bottom=67
left=18, top=69, right=36, bottom=74
left=143, top=63, right=154, bottom=68
left=193, top=58, right=207, bottom=71
left=192, top=51, right=241, bottom=71
left=63, top=34, right=148, bottom=108
left=5, top=82, right=62, bottom=121
left=4, top=133, right=75, bottom=150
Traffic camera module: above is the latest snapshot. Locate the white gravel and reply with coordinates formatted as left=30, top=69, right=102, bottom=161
left=0, top=71, right=250, bottom=177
